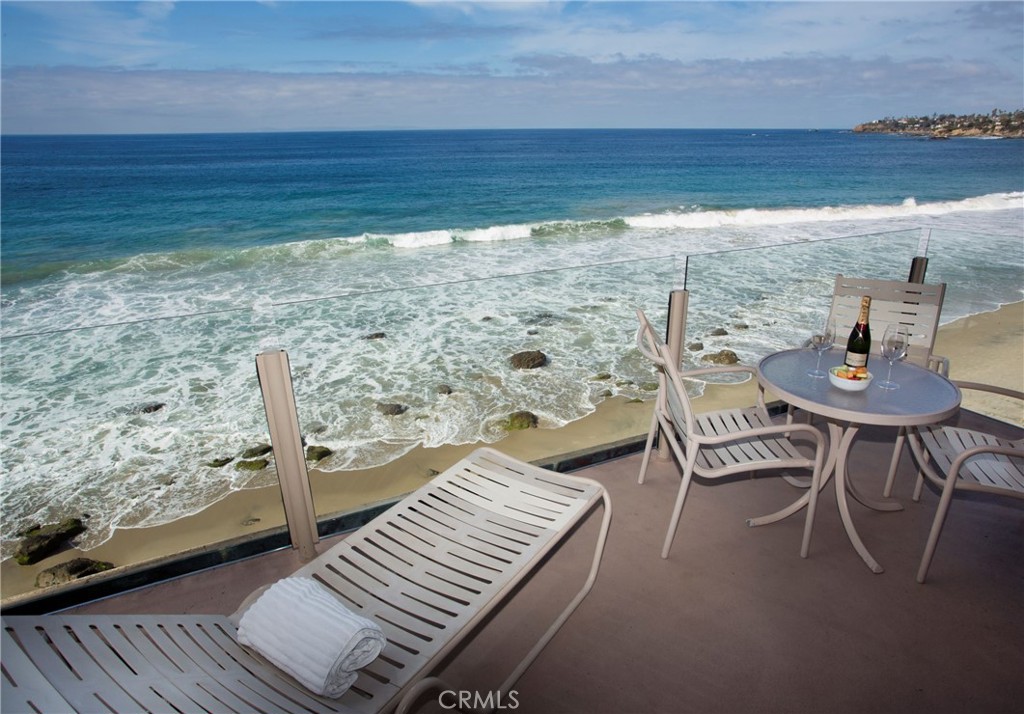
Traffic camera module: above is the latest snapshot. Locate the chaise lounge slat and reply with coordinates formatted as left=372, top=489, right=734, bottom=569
left=2, top=625, right=76, bottom=713
left=2, top=448, right=611, bottom=714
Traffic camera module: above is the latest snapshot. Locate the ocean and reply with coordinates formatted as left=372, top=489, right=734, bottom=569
left=2, top=129, right=1022, bottom=553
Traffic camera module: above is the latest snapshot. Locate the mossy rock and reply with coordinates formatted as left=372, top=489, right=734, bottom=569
left=235, top=458, right=269, bottom=472
left=241, top=444, right=272, bottom=459
left=641, top=382, right=660, bottom=392
left=701, top=349, right=740, bottom=365
left=14, top=518, right=87, bottom=565
left=35, top=558, right=114, bottom=588
left=504, top=410, right=539, bottom=430
left=306, top=445, right=333, bottom=462
left=590, top=372, right=612, bottom=381
left=205, top=457, right=234, bottom=468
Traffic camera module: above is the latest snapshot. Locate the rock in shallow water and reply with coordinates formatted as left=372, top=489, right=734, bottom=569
left=504, top=411, right=539, bottom=430
left=235, top=458, right=269, bottom=471
left=14, top=518, right=87, bottom=565
left=241, top=443, right=273, bottom=459
left=377, top=402, right=408, bottom=416
left=510, top=350, right=548, bottom=369
left=701, top=349, right=740, bottom=365
left=306, top=445, right=333, bottom=462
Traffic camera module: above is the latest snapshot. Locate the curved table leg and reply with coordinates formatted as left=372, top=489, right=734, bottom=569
left=782, top=474, right=812, bottom=488
left=845, top=469, right=904, bottom=512
left=747, top=421, right=839, bottom=527
left=747, top=489, right=812, bottom=527
left=824, top=420, right=903, bottom=512
left=833, top=423, right=884, bottom=574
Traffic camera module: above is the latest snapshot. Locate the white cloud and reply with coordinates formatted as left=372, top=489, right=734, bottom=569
left=4, top=45, right=1018, bottom=134
left=17, top=0, right=184, bottom=67
left=2, top=1, right=1019, bottom=133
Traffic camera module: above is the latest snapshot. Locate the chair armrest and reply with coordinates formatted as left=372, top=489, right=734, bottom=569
left=950, top=381, right=1024, bottom=402
left=928, top=354, right=950, bottom=376
left=946, top=443, right=1024, bottom=481
left=679, top=365, right=758, bottom=380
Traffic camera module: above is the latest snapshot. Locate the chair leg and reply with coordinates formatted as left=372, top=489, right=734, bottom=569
left=661, top=449, right=698, bottom=559
left=496, top=488, right=612, bottom=700
left=912, top=446, right=933, bottom=502
left=800, top=448, right=826, bottom=558
left=882, top=426, right=906, bottom=498
left=917, top=478, right=959, bottom=584
left=637, top=409, right=660, bottom=485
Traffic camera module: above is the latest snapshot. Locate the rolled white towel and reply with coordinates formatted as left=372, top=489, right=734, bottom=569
left=236, top=576, right=386, bottom=698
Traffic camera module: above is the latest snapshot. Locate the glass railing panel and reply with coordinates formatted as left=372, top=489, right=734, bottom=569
left=0, top=308, right=293, bottom=602
left=680, top=229, right=921, bottom=378
left=917, top=227, right=1024, bottom=424
left=918, top=226, right=1024, bottom=321
left=681, top=226, right=1023, bottom=424
left=1, top=255, right=679, bottom=604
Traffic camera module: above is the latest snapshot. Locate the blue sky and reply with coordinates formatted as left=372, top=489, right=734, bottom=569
left=2, top=1, right=1022, bottom=134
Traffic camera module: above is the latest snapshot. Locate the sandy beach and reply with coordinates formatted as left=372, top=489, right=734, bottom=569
left=3, top=300, right=1021, bottom=603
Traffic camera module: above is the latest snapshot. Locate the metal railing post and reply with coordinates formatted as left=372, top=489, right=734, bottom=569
left=666, top=289, right=688, bottom=365
left=658, top=289, right=689, bottom=458
left=909, top=228, right=930, bottom=283
left=256, top=349, right=319, bottom=561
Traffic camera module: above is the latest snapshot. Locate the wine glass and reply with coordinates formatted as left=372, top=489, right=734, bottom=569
left=878, top=324, right=909, bottom=390
left=807, top=316, right=836, bottom=378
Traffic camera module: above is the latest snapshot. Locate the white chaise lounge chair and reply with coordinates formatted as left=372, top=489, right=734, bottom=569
left=2, top=447, right=611, bottom=714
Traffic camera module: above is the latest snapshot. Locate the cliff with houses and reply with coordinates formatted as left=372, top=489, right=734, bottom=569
left=853, top=110, right=1024, bottom=138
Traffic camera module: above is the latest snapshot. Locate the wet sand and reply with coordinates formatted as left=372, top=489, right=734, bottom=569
left=3, top=301, right=1020, bottom=603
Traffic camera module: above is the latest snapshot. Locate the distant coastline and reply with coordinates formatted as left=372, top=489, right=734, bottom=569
left=853, top=110, right=1024, bottom=139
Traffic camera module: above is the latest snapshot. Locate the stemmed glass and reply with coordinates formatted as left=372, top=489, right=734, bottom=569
left=808, top=316, right=836, bottom=378
left=878, top=324, right=909, bottom=390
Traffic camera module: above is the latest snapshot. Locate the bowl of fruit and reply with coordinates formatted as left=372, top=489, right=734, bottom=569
left=829, top=365, right=872, bottom=392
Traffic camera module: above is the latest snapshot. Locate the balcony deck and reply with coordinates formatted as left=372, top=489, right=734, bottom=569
left=60, top=408, right=1024, bottom=713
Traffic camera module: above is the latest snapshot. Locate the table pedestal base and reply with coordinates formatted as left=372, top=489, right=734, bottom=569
left=748, top=421, right=903, bottom=573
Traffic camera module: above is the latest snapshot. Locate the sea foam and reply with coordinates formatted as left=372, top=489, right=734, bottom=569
left=1, top=197, right=1021, bottom=555
left=624, top=192, right=1023, bottom=230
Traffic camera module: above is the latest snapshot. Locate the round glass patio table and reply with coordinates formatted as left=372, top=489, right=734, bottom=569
left=754, top=348, right=961, bottom=573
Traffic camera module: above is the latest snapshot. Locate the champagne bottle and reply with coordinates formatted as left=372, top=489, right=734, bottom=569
left=844, top=296, right=872, bottom=369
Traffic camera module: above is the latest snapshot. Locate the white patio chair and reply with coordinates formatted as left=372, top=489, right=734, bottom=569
left=830, top=274, right=948, bottom=497
left=635, top=309, right=826, bottom=560
left=829, top=274, right=948, bottom=374
left=2, top=448, right=611, bottom=714
left=905, top=381, right=1024, bottom=583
